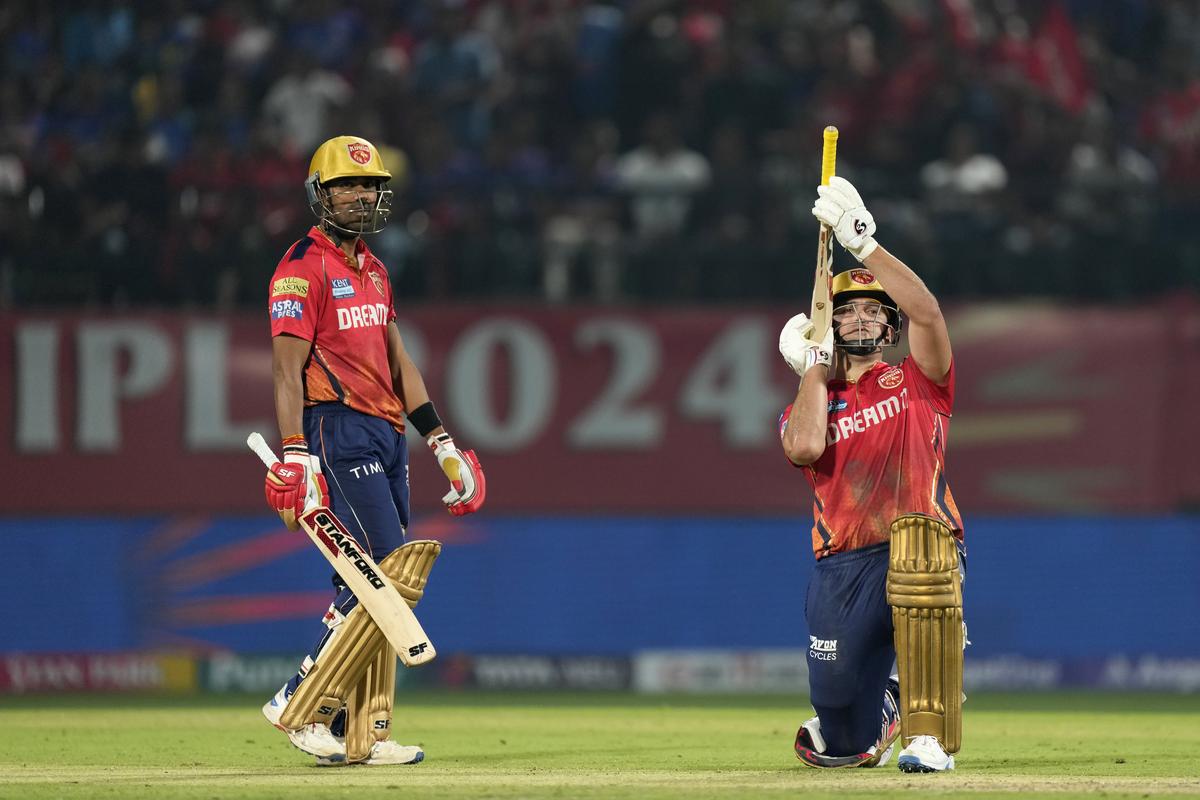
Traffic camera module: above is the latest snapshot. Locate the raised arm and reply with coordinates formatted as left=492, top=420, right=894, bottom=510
left=813, top=176, right=952, bottom=385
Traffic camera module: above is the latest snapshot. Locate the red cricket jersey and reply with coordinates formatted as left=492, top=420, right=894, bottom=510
left=781, top=358, right=963, bottom=559
left=268, top=227, right=405, bottom=430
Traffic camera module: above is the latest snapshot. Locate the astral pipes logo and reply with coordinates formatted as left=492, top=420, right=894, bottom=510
left=809, top=636, right=838, bottom=661
left=310, top=512, right=386, bottom=589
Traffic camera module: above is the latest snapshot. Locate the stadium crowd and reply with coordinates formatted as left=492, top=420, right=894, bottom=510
left=0, top=0, right=1196, bottom=308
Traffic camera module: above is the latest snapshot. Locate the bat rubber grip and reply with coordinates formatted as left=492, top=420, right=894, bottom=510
left=821, top=126, right=839, bottom=186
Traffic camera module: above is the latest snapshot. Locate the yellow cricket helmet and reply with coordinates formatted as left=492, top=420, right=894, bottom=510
left=308, top=135, right=392, bottom=185
left=830, top=267, right=902, bottom=351
left=831, top=268, right=894, bottom=307
left=305, top=135, right=394, bottom=235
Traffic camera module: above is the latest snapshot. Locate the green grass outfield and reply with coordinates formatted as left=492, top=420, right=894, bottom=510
left=2, top=691, right=1199, bottom=799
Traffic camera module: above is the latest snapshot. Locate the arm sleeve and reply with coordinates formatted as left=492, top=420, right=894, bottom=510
left=268, top=249, right=320, bottom=341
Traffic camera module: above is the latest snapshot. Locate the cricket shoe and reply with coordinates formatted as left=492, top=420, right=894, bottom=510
left=262, top=683, right=344, bottom=759
left=261, top=684, right=291, bottom=730
left=863, top=677, right=901, bottom=768
left=315, top=741, right=425, bottom=767
left=897, top=735, right=955, bottom=772
left=794, top=715, right=892, bottom=769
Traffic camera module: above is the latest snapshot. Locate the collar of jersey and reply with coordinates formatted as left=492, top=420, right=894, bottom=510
left=832, top=359, right=889, bottom=387
left=309, top=226, right=373, bottom=272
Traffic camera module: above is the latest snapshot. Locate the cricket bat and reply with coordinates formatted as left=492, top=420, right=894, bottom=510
left=810, top=126, right=839, bottom=339
left=247, top=432, right=436, bottom=667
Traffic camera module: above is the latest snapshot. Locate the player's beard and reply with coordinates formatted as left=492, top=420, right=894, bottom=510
left=336, top=206, right=374, bottom=232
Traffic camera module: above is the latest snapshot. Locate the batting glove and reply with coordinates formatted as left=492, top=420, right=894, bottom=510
left=264, top=452, right=329, bottom=530
left=812, top=176, right=879, bottom=261
left=427, top=432, right=486, bottom=516
left=779, top=312, right=835, bottom=376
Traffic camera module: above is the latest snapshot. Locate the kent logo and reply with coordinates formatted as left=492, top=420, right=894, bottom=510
left=311, top=512, right=386, bottom=590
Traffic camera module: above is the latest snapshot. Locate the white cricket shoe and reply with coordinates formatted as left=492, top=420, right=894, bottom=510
left=897, top=735, right=955, bottom=772
left=261, top=685, right=289, bottom=730
left=262, top=683, right=345, bottom=758
left=286, top=723, right=345, bottom=758
left=315, top=740, right=425, bottom=767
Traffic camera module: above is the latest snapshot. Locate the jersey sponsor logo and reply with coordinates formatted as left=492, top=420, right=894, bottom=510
left=272, top=276, right=310, bottom=298
left=809, top=636, right=838, bottom=661
left=367, top=270, right=385, bottom=296
left=827, top=387, right=908, bottom=444
left=270, top=299, right=304, bottom=320
left=331, top=278, right=356, bottom=299
left=828, top=398, right=848, bottom=413
left=878, top=367, right=904, bottom=389
left=347, top=142, right=372, bottom=164
left=336, top=302, right=390, bottom=330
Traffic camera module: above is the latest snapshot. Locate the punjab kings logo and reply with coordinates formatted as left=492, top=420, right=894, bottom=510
left=849, top=268, right=876, bottom=285
left=367, top=270, right=385, bottom=296
left=347, top=142, right=372, bottom=165
left=878, top=367, right=904, bottom=389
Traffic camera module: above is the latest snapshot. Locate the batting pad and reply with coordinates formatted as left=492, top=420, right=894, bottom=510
left=279, top=540, right=440, bottom=733
left=886, top=514, right=963, bottom=754
left=345, top=643, right=397, bottom=763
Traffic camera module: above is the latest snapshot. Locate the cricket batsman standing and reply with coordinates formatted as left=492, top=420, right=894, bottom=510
left=259, top=135, right=485, bottom=765
left=778, top=176, right=965, bottom=772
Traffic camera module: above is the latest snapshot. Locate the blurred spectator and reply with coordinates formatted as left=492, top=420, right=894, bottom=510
left=262, top=52, right=352, bottom=155
left=0, top=0, right=1196, bottom=307
left=614, top=111, right=710, bottom=299
left=542, top=121, right=621, bottom=303
left=614, top=111, right=710, bottom=241
left=412, top=0, right=503, bottom=150
left=919, top=122, right=1008, bottom=295
left=1059, top=107, right=1156, bottom=297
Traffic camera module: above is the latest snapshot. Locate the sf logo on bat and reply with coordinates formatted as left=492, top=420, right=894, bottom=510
left=408, top=642, right=430, bottom=658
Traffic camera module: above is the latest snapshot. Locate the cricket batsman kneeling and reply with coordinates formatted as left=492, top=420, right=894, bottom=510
left=259, top=135, right=485, bottom=765
left=778, top=177, right=965, bottom=772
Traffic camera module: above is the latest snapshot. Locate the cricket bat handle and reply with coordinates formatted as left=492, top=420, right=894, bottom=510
left=820, top=126, right=838, bottom=186
left=247, top=431, right=280, bottom=468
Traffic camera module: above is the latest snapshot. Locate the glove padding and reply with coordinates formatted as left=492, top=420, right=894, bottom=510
left=812, top=176, right=879, bottom=261
left=779, top=312, right=835, bottom=376
left=427, top=432, right=486, bottom=517
left=264, top=452, right=330, bottom=530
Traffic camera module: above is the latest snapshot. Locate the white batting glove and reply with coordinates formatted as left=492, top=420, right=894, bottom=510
left=812, top=176, right=879, bottom=261
left=779, top=312, right=835, bottom=377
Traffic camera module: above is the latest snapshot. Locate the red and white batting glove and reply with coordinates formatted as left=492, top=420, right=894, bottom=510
left=427, top=432, right=486, bottom=516
left=264, top=450, right=329, bottom=530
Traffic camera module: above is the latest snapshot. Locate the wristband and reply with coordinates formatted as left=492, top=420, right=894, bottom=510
left=281, top=434, right=308, bottom=460
left=407, top=401, right=443, bottom=438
